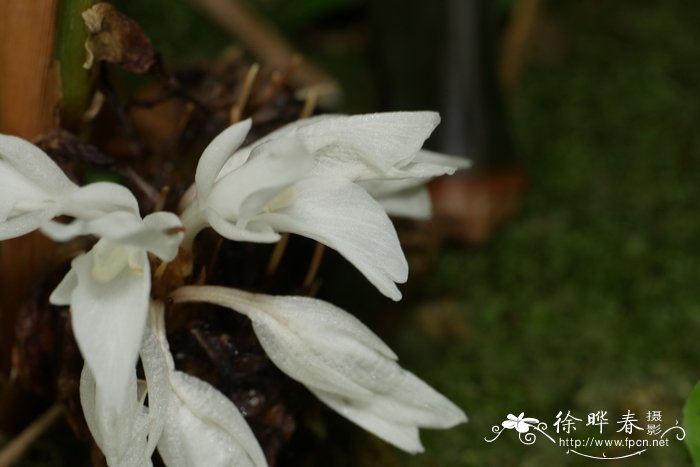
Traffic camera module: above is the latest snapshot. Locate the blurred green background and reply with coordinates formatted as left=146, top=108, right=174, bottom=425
left=16, top=0, right=700, bottom=465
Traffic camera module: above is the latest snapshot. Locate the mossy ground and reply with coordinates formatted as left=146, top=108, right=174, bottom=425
left=384, top=1, right=700, bottom=465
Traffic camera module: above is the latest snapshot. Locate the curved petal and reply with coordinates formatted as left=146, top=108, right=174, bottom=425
left=120, top=212, right=184, bottom=261
left=157, top=372, right=267, bottom=467
left=170, top=286, right=467, bottom=454
left=257, top=178, right=407, bottom=300
left=386, top=149, right=471, bottom=179
left=41, top=211, right=184, bottom=261
left=208, top=136, right=314, bottom=222
left=218, top=112, right=441, bottom=182
left=370, top=185, right=432, bottom=220
left=61, top=181, right=140, bottom=219
left=49, top=268, right=78, bottom=306
left=62, top=240, right=151, bottom=412
left=196, top=119, right=252, bottom=200
left=140, top=315, right=172, bottom=456
left=171, top=286, right=373, bottom=398
left=502, top=420, right=517, bottom=429
left=343, top=369, right=467, bottom=430
left=80, top=365, right=152, bottom=466
left=172, top=287, right=397, bottom=360
left=313, top=388, right=424, bottom=454
left=0, top=134, right=76, bottom=194
left=0, top=205, right=59, bottom=240
left=207, top=209, right=281, bottom=243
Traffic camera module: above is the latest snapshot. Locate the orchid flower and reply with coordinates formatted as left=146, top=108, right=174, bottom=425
left=0, top=108, right=470, bottom=466
left=49, top=211, right=183, bottom=412
left=0, top=134, right=139, bottom=239
left=179, top=113, right=468, bottom=300
left=172, top=286, right=467, bottom=454
left=0, top=134, right=184, bottom=414
left=212, top=113, right=470, bottom=183
left=140, top=302, right=268, bottom=467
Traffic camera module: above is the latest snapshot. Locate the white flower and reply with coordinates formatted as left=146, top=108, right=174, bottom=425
left=180, top=113, right=468, bottom=300
left=0, top=134, right=139, bottom=239
left=140, top=302, right=268, bottom=467
left=172, top=285, right=467, bottom=454
left=0, top=134, right=185, bottom=414
left=501, top=413, right=539, bottom=433
left=78, top=302, right=173, bottom=467
left=179, top=119, right=406, bottom=300
left=49, top=211, right=183, bottom=412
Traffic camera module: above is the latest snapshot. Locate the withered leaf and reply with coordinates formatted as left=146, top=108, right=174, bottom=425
left=82, top=2, right=156, bottom=74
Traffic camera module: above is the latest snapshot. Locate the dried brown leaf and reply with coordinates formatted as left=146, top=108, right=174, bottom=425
left=82, top=2, right=156, bottom=73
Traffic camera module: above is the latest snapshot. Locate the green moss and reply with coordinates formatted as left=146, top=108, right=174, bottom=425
left=386, top=2, right=700, bottom=465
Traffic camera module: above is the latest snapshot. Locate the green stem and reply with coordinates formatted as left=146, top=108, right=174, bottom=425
left=55, top=0, right=97, bottom=130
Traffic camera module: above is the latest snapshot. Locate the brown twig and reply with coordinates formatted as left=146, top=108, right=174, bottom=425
left=229, top=63, right=260, bottom=124
left=191, top=0, right=339, bottom=97
left=265, top=233, right=289, bottom=277
left=302, top=243, right=325, bottom=289
left=499, top=0, right=541, bottom=91
left=0, top=404, right=63, bottom=467
left=298, top=87, right=318, bottom=120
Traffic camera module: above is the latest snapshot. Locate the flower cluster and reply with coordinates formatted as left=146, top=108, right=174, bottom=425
left=1, top=112, right=468, bottom=466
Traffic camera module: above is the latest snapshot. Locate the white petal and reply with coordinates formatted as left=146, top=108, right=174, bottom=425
left=40, top=211, right=143, bottom=243
left=370, top=185, right=432, bottom=220
left=351, top=369, right=467, bottom=429
left=208, top=136, right=314, bottom=223
left=312, top=388, right=424, bottom=454
left=218, top=113, right=441, bottom=182
left=196, top=119, right=252, bottom=201
left=157, top=371, right=267, bottom=467
left=0, top=134, right=76, bottom=194
left=80, top=365, right=152, bottom=466
left=140, top=315, right=172, bottom=457
left=172, top=287, right=398, bottom=360
left=310, top=112, right=439, bottom=173
left=67, top=240, right=150, bottom=412
left=206, top=209, right=281, bottom=243
left=171, top=286, right=378, bottom=398
left=40, top=218, right=89, bottom=242
left=60, top=181, right=140, bottom=219
left=257, top=177, right=407, bottom=300
left=0, top=205, right=59, bottom=240
left=171, top=286, right=467, bottom=454
left=49, top=268, right=78, bottom=306
left=119, top=212, right=184, bottom=261
left=388, top=149, right=471, bottom=178
left=0, top=135, right=80, bottom=240
left=41, top=211, right=184, bottom=261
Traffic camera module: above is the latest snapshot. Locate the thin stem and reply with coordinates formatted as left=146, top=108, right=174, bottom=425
left=229, top=64, right=259, bottom=124
left=265, top=233, right=289, bottom=277
left=179, top=205, right=208, bottom=251
left=0, top=404, right=63, bottom=466
left=298, top=87, right=318, bottom=119
left=302, top=243, right=325, bottom=288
